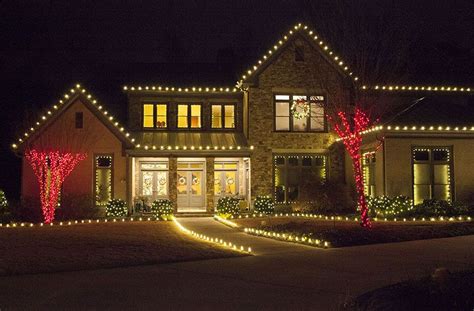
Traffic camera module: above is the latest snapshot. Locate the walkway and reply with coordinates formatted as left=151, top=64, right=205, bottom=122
left=1, top=217, right=474, bottom=310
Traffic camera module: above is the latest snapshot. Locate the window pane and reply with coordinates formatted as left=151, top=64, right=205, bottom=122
left=414, top=150, right=429, bottom=161
left=143, top=116, right=154, bottom=128
left=211, top=105, right=222, bottom=128
left=293, top=95, right=307, bottom=101
left=310, top=95, right=325, bottom=101
left=275, top=157, right=285, bottom=165
left=275, top=95, right=290, bottom=100
left=414, top=164, right=430, bottom=184
left=177, top=171, right=187, bottom=194
left=156, top=104, right=167, bottom=128
left=302, top=158, right=312, bottom=166
left=191, top=172, right=202, bottom=195
left=143, top=104, right=154, bottom=128
left=143, top=104, right=154, bottom=115
left=224, top=105, right=235, bottom=128
left=190, top=104, right=201, bottom=128
left=177, top=105, right=188, bottom=128
left=310, top=102, right=325, bottom=130
left=433, top=150, right=448, bottom=161
left=224, top=171, right=236, bottom=194
left=156, top=171, right=167, bottom=196
left=433, top=185, right=450, bottom=201
left=292, top=115, right=307, bottom=131
left=288, top=157, right=298, bottom=166
left=314, top=157, right=324, bottom=166
left=434, top=164, right=449, bottom=184
left=275, top=102, right=289, bottom=116
left=275, top=117, right=289, bottom=131
left=414, top=185, right=430, bottom=205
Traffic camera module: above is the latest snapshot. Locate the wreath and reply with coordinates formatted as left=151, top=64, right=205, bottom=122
left=290, top=98, right=310, bottom=120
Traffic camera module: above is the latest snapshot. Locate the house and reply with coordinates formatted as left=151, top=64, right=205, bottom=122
left=12, top=23, right=474, bottom=215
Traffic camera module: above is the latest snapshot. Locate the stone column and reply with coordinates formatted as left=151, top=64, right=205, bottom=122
left=206, top=157, right=215, bottom=213
left=169, top=156, right=178, bottom=213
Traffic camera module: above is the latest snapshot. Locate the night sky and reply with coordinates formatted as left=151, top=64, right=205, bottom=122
left=1, top=0, right=473, bottom=199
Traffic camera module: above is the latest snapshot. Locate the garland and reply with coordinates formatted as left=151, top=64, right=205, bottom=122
left=290, top=98, right=310, bottom=120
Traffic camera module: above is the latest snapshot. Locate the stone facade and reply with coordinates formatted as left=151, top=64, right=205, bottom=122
left=247, top=35, right=350, bottom=197
left=205, top=157, right=215, bottom=213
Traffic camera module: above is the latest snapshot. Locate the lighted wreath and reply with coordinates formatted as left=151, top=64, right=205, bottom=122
left=178, top=177, right=186, bottom=185
left=290, top=98, right=310, bottom=120
left=192, top=177, right=199, bottom=185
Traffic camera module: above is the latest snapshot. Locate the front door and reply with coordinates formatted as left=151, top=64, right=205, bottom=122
left=177, top=161, right=205, bottom=211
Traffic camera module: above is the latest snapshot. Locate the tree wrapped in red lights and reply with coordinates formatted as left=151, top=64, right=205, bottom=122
left=329, top=109, right=372, bottom=228
left=25, top=150, right=86, bottom=223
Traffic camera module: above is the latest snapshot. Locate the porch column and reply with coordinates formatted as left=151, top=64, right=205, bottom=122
left=169, top=156, right=178, bottom=213
left=206, top=157, right=215, bottom=213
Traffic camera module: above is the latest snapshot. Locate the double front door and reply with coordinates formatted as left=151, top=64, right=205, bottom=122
left=177, top=161, right=205, bottom=211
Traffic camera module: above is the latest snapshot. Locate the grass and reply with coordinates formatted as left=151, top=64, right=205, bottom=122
left=234, top=217, right=474, bottom=247
left=0, top=221, right=243, bottom=276
left=346, top=270, right=474, bottom=310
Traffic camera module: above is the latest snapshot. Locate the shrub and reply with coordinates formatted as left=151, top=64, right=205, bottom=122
left=106, top=199, right=128, bottom=217
left=0, top=189, right=11, bottom=223
left=55, top=194, right=100, bottom=220
left=151, top=199, right=174, bottom=220
left=254, top=196, right=275, bottom=215
left=10, top=197, right=43, bottom=223
left=366, top=195, right=413, bottom=217
left=406, top=199, right=470, bottom=218
left=275, top=203, right=293, bottom=214
left=216, top=196, right=240, bottom=217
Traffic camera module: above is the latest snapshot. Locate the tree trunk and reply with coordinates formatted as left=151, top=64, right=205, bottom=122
left=351, top=154, right=372, bottom=228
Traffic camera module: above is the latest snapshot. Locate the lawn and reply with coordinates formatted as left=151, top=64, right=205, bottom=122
left=0, top=221, right=243, bottom=276
left=234, top=217, right=474, bottom=247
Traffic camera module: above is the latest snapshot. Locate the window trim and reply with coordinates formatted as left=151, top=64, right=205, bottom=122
left=142, top=103, right=168, bottom=130
left=273, top=94, right=327, bottom=133
left=211, top=103, right=236, bottom=130
left=411, top=146, right=454, bottom=204
left=93, top=153, right=114, bottom=206
left=177, top=103, right=202, bottom=129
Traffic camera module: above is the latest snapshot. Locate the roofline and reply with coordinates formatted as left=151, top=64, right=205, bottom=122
left=360, top=84, right=473, bottom=94
left=122, top=85, right=241, bottom=94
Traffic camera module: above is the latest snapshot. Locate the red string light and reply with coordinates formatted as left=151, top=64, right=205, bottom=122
left=329, top=108, right=372, bottom=228
left=25, top=150, right=86, bottom=223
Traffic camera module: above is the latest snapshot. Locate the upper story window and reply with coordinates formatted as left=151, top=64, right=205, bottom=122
left=274, top=94, right=325, bottom=132
left=413, top=147, right=452, bottom=205
left=143, top=104, right=167, bottom=129
left=178, top=104, right=201, bottom=129
left=75, top=112, right=83, bottom=129
left=211, top=104, right=235, bottom=129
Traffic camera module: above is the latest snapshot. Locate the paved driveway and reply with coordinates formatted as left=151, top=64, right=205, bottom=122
left=1, top=217, right=474, bottom=310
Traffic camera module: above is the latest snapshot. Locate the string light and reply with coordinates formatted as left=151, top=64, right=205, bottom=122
left=244, top=227, right=330, bottom=248
left=361, top=85, right=472, bottom=93
left=124, top=85, right=238, bottom=93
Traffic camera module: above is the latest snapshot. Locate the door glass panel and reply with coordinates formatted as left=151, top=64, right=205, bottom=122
left=224, top=171, right=236, bottom=194
left=191, top=172, right=201, bottom=195
left=156, top=171, right=167, bottom=195
left=177, top=172, right=187, bottom=194
left=189, top=163, right=204, bottom=169
left=142, top=172, right=154, bottom=195
left=214, top=171, right=222, bottom=195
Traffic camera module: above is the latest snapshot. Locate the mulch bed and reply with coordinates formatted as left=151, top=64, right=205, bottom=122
left=0, top=222, right=243, bottom=276
left=234, top=217, right=474, bottom=247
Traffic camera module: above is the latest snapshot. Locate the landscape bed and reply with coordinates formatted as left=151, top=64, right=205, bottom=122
left=0, top=221, right=243, bottom=275
left=233, top=217, right=474, bottom=247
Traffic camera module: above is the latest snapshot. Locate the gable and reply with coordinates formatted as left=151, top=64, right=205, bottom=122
left=238, top=23, right=359, bottom=87
left=11, top=84, right=135, bottom=153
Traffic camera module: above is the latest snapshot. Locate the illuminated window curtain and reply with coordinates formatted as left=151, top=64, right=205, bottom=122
left=95, top=155, right=113, bottom=206
left=143, top=104, right=154, bottom=128
left=211, top=105, right=222, bottom=128
left=413, top=148, right=451, bottom=205
left=273, top=154, right=326, bottom=203
left=224, top=105, right=235, bottom=128
left=190, top=104, right=201, bottom=128
left=156, top=104, right=167, bottom=128
left=177, top=105, right=188, bottom=128
left=362, top=152, right=376, bottom=197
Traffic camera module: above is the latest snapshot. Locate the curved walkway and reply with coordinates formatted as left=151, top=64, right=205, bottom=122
left=1, top=217, right=474, bottom=310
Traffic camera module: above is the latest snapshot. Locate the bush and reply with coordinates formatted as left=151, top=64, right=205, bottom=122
left=9, top=197, right=43, bottom=223
left=55, top=194, right=101, bottom=220
left=406, top=199, right=471, bottom=218
left=366, top=195, right=413, bottom=218
left=216, top=196, right=240, bottom=217
left=275, top=203, right=293, bottom=214
left=254, top=196, right=275, bottom=215
left=151, top=199, right=174, bottom=220
left=297, top=178, right=357, bottom=215
left=0, top=189, right=11, bottom=223
left=106, top=199, right=128, bottom=217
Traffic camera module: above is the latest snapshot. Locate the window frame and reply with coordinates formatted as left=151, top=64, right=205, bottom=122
left=362, top=151, right=376, bottom=198
left=94, top=153, right=114, bottom=206
left=273, top=154, right=327, bottom=203
left=176, top=103, right=202, bottom=129
left=142, top=103, right=168, bottom=130
left=273, top=94, right=327, bottom=132
left=411, top=146, right=454, bottom=204
left=211, top=103, right=236, bottom=130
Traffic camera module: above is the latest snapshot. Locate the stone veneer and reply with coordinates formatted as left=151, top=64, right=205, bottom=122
left=247, top=35, right=350, bottom=198
left=205, top=157, right=215, bottom=213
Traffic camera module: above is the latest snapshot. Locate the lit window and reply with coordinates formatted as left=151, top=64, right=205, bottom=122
left=143, top=104, right=167, bottom=129
left=178, top=104, right=201, bottom=129
left=214, top=162, right=238, bottom=195
left=140, top=162, right=168, bottom=197
left=274, top=94, right=325, bottom=132
left=95, top=155, right=113, bottom=206
left=413, top=147, right=452, bottom=205
left=274, top=155, right=326, bottom=203
left=362, top=152, right=376, bottom=197
left=211, top=104, right=235, bottom=129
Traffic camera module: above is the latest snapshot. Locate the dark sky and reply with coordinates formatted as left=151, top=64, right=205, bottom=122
left=1, top=0, right=473, bottom=199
